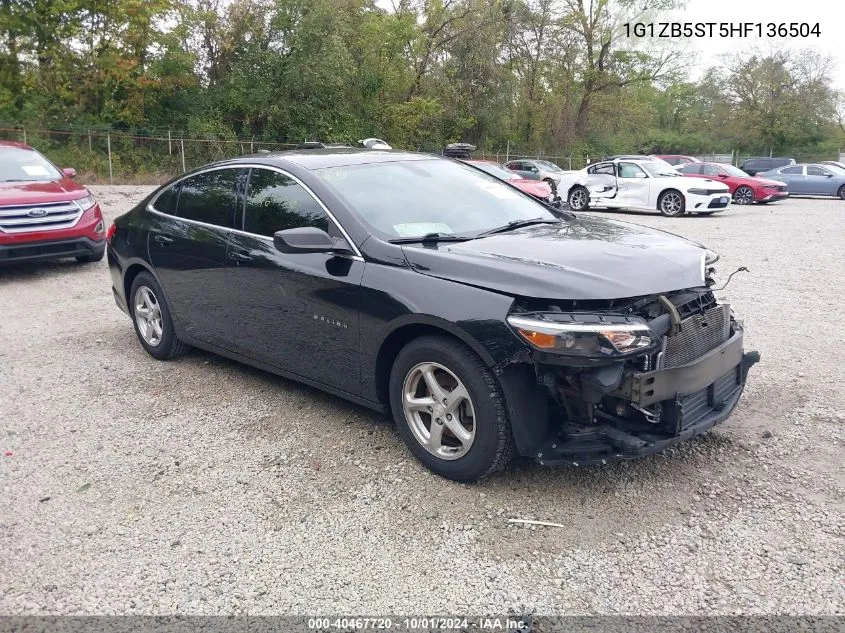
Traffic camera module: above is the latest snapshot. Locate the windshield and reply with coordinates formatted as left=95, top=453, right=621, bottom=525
left=823, top=163, right=845, bottom=174
left=535, top=160, right=563, bottom=172
left=640, top=161, right=680, bottom=178
left=468, top=161, right=519, bottom=181
left=0, top=146, right=62, bottom=182
left=317, top=159, right=556, bottom=240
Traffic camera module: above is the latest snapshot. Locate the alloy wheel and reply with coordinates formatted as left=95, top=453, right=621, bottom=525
left=134, top=285, right=163, bottom=347
left=401, top=362, right=476, bottom=460
left=660, top=192, right=684, bottom=215
left=733, top=186, right=754, bottom=205
left=569, top=188, right=588, bottom=210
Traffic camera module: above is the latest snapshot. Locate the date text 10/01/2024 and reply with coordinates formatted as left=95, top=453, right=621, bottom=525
left=307, top=618, right=529, bottom=631
left=624, top=22, right=821, bottom=38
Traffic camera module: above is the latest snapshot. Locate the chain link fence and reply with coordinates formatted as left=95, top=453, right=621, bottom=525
left=0, top=126, right=303, bottom=184
left=1, top=125, right=841, bottom=182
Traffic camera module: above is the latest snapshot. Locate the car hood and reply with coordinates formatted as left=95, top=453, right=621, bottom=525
left=401, top=216, right=709, bottom=300
left=0, top=178, right=88, bottom=205
left=510, top=179, right=551, bottom=197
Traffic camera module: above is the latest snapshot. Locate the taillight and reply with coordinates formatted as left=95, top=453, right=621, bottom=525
left=106, top=223, right=117, bottom=243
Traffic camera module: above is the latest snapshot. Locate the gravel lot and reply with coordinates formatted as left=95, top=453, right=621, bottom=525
left=1, top=187, right=843, bottom=616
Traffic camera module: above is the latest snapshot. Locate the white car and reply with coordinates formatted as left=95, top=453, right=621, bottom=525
left=561, top=159, right=732, bottom=216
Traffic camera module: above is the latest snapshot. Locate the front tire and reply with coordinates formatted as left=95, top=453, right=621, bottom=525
left=129, top=272, right=189, bottom=360
left=658, top=189, right=685, bottom=216
left=567, top=186, right=589, bottom=211
left=838, top=185, right=845, bottom=200
left=389, top=336, right=514, bottom=481
left=543, top=178, right=558, bottom=194
left=733, top=186, right=754, bottom=205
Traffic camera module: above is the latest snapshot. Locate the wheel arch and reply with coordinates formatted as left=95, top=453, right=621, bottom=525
left=657, top=187, right=684, bottom=211
left=123, top=260, right=159, bottom=308
left=122, top=260, right=182, bottom=334
left=373, top=317, right=496, bottom=407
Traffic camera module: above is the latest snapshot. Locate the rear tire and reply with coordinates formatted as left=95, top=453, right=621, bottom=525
left=658, top=189, right=685, bottom=216
left=838, top=185, right=845, bottom=200
left=389, top=336, right=515, bottom=482
left=733, top=186, right=754, bottom=205
left=567, top=186, right=589, bottom=211
left=129, top=272, right=189, bottom=360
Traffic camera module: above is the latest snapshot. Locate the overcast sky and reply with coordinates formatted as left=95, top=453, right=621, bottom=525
left=667, top=0, right=845, bottom=89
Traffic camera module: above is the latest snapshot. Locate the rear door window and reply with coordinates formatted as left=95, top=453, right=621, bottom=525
left=176, top=169, right=241, bottom=228
left=588, top=163, right=615, bottom=176
left=243, top=168, right=330, bottom=237
left=153, top=183, right=180, bottom=215
left=780, top=165, right=804, bottom=175
left=701, top=164, right=722, bottom=176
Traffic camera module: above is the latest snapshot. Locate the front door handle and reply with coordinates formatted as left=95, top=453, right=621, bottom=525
left=154, top=234, right=173, bottom=245
left=228, top=250, right=253, bottom=263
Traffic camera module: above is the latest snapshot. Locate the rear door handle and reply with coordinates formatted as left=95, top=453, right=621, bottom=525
left=154, top=234, right=173, bottom=245
left=228, top=250, right=253, bottom=263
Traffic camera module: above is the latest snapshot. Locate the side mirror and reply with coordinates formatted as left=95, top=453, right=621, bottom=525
left=273, top=227, right=351, bottom=254
left=62, top=168, right=77, bottom=179
left=718, top=173, right=728, bottom=178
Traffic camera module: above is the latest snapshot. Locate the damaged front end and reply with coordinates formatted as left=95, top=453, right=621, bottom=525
left=502, top=289, right=759, bottom=466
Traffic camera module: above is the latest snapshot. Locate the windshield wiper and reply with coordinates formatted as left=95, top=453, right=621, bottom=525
left=475, top=217, right=559, bottom=238
left=388, top=232, right=473, bottom=244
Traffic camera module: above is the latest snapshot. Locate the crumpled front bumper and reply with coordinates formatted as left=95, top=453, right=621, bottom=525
left=536, top=329, right=759, bottom=466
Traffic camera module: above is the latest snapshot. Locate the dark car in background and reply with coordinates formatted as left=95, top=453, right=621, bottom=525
left=758, top=163, right=845, bottom=199
left=678, top=162, right=788, bottom=204
left=738, top=157, right=795, bottom=176
left=0, top=141, right=105, bottom=264
left=463, top=159, right=556, bottom=204
left=107, top=149, right=755, bottom=481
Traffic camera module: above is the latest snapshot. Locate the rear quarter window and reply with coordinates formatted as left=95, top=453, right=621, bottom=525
left=152, top=184, right=180, bottom=215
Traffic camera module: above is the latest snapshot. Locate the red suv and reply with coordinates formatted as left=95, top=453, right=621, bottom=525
left=0, top=141, right=105, bottom=264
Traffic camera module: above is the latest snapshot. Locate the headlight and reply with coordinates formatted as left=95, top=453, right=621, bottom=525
left=506, top=315, right=655, bottom=357
left=74, top=194, right=97, bottom=211
left=687, top=188, right=712, bottom=195
left=704, top=249, right=720, bottom=265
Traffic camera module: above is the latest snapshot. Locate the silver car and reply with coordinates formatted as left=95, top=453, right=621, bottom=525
left=504, top=159, right=565, bottom=191
left=758, top=163, right=845, bottom=199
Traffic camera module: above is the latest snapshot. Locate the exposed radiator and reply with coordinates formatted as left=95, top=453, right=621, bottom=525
left=663, top=304, right=730, bottom=368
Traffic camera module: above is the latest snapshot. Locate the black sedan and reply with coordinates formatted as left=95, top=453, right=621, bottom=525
left=107, top=149, right=756, bottom=481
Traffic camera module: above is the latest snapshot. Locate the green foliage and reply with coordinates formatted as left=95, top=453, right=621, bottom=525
left=0, top=0, right=841, bottom=175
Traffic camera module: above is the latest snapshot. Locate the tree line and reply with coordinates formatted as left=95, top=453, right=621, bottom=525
left=0, top=0, right=842, bottom=160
